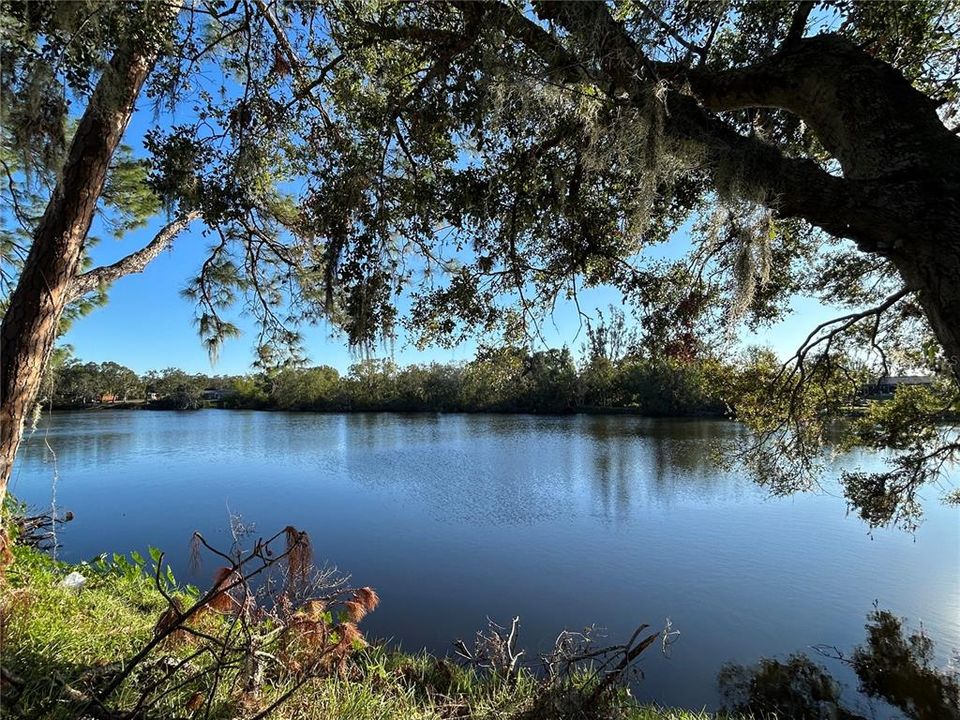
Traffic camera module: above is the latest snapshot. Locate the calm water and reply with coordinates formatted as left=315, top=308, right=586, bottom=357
left=11, top=410, right=960, bottom=714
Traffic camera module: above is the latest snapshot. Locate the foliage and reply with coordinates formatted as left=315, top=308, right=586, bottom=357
left=2, top=547, right=170, bottom=708
left=3, top=0, right=951, bottom=352
left=613, top=358, right=728, bottom=417
left=0, top=133, right=158, bottom=328
left=148, top=373, right=205, bottom=410
left=2, top=524, right=380, bottom=719
left=39, top=344, right=734, bottom=418
left=839, top=381, right=960, bottom=530
left=55, top=359, right=143, bottom=404
left=270, top=365, right=340, bottom=410
left=39, top=345, right=954, bottom=530
left=719, top=346, right=870, bottom=499
left=721, top=345, right=959, bottom=529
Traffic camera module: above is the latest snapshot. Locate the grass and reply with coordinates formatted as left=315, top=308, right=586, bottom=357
left=1, top=544, right=743, bottom=720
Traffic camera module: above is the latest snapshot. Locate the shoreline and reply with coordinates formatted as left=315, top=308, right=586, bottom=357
left=42, top=402, right=730, bottom=419
left=2, top=541, right=737, bottom=720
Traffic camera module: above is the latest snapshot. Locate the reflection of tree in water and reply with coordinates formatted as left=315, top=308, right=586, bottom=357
left=20, top=424, right=130, bottom=470
left=583, top=417, right=746, bottom=514
left=342, top=412, right=446, bottom=451
left=718, top=608, right=960, bottom=720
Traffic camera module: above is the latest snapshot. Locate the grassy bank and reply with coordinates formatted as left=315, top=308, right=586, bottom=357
left=1, top=544, right=735, bottom=720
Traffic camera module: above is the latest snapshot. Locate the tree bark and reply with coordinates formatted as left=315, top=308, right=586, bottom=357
left=69, top=211, right=201, bottom=302
left=0, top=8, right=178, bottom=561
left=682, top=36, right=960, bottom=378
left=888, top=222, right=960, bottom=377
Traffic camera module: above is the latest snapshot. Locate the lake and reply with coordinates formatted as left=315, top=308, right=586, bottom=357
left=11, top=410, right=959, bottom=715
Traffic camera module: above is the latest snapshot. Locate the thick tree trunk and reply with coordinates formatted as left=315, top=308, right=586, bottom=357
left=889, top=224, right=960, bottom=380
left=0, top=14, right=175, bottom=562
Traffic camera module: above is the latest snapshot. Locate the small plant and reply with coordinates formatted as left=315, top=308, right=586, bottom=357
left=5, top=524, right=379, bottom=719
left=454, top=617, right=675, bottom=719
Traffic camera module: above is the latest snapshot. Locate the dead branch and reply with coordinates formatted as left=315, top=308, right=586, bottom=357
left=70, top=211, right=201, bottom=301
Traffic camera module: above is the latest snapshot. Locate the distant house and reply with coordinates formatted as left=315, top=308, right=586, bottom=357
left=867, top=375, right=935, bottom=398
left=202, top=387, right=225, bottom=401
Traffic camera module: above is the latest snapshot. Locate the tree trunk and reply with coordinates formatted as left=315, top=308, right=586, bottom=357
left=0, top=12, right=175, bottom=563
left=889, top=223, right=960, bottom=380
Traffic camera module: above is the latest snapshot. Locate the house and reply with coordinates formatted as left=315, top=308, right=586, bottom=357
left=867, top=375, right=935, bottom=398
left=202, top=387, right=226, bottom=401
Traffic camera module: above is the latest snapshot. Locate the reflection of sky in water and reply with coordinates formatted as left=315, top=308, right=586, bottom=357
left=12, top=410, right=959, bottom=714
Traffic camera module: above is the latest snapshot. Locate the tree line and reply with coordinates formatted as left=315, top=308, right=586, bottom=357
left=42, top=345, right=745, bottom=417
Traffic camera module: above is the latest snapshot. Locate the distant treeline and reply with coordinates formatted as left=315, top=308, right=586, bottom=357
left=41, top=345, right=754, bottom=416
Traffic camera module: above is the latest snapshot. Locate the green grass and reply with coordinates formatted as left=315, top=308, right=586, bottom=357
left=1, top=545, right=744, bottom=719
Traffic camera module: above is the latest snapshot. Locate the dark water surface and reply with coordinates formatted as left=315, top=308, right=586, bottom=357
left=12, top=410, right=959, bottom=714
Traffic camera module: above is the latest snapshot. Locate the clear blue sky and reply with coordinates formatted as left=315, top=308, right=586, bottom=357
left=57, top=95, right=839, bottom=376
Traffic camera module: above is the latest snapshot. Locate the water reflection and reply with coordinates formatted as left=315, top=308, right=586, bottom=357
left=718, top=607, right=960, bottom=720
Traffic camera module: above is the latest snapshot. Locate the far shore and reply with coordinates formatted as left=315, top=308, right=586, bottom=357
left=45, top=401, right=730, bottom=418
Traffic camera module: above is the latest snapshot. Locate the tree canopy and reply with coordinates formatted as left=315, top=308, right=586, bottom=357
left=39, top=336, right=731, bottom=416
left=3, top=0, right=960, bottom=531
